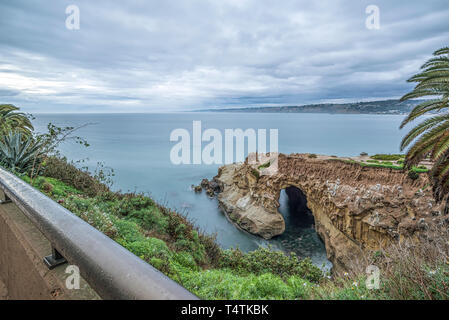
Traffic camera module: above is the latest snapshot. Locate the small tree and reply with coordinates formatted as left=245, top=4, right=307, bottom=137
left=400, top=46, right=449, bottom=201
left=29, top=123, right=91, bottom=183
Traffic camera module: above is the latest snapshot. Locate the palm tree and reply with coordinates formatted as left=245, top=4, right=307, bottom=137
left=400, top=46, right=449, bottom=201
left=0, top=104, right=33, bottom=136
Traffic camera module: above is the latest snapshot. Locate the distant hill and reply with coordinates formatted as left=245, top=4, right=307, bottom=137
left=202, top=99, right=425, bottom=114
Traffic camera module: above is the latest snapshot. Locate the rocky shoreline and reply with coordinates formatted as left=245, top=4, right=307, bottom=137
left=197, top=153, right=447, bottom=272
left=192, top=178, right=221, bottom=197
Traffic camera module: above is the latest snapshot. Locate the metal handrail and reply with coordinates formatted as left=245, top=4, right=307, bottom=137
left=0, top=167, right=198, bottom=300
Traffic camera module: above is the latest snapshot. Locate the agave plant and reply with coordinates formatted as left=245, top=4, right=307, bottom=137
left=0, top=104, right=33, bottom=137
left=0, top=131, right=44, bottom=174
left=400, top=46, right=449, bottom=200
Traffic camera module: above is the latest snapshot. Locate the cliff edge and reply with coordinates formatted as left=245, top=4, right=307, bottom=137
left=213, top=153, right=445, bottom=272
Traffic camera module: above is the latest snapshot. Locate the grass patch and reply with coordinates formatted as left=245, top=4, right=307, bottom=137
left=250, top=168, right=260, bottom=179
left=41, top=156, right=109, bottom=196
left=257, top=161, right=271, bottom=170
left=332, top=158, right=429, bottom=173
left=21, top=175, right=83, bottom=197
left=370, top=154, right=405, bottom=161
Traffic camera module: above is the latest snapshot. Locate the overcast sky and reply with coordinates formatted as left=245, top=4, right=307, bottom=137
left=0, top=0, right=448, bottom=113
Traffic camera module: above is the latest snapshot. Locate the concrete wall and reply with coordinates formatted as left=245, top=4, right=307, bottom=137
left=0, top=191, right=100, bottom=300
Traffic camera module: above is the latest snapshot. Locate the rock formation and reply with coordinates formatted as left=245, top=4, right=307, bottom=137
left=213, top=153, right=446, bottom=272
left=192, top=179, right=221, bottom=197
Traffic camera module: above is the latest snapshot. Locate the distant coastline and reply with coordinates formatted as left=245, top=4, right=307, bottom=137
left=199, top=99, right=425, bottom=115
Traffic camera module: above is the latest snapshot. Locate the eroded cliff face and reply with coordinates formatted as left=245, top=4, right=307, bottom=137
left=214, top=154, right=445, bottom=272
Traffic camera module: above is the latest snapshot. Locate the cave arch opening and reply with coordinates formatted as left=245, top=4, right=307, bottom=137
left=281, top=186, right=315, bottom=229
left=275, top=185, right=331, bottom=270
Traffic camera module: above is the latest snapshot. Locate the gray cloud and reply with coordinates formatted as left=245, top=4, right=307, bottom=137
left=0, top=0, right=448, bottom=112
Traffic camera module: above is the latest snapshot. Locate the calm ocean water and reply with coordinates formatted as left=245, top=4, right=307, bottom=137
left=32, top=112, right=408, bottom=269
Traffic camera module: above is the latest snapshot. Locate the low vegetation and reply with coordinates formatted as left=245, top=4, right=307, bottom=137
left=257, top=161, right=271, bottom=170
left=334, top=158, right=429, bottom=174
left=370, top=154, right=405, bottom=161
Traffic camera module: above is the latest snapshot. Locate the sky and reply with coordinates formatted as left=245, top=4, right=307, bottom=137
left=0, top=0, right=448, bottom=113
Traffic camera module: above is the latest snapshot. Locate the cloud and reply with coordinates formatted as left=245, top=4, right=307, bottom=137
left=0, top=0, right=448, bottom=112
left=0, top=89, right=20, bottom=97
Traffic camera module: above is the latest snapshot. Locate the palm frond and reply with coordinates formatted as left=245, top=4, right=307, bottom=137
left=399, top=99, right=446, bottom=128
left=434, top=47, right=449, bottom=56
left=401, top=46, right=449, bottom=201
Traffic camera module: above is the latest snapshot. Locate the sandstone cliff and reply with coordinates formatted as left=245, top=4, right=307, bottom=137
left=214, top=153, right=446, bottom=272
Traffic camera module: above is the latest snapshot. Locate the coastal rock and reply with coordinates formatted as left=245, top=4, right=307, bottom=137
left=198, top=178, right=221, bottom=197
left=202, top=178, right=221, bottom=192
left=206, top=188, right=215, bottom=198
left=200, top=179, right=210, bottom=188
left=214, top=153, right=445, bottom=272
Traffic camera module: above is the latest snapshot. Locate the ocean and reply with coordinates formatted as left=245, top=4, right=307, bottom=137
left=31, top=112, right=409, bottom=270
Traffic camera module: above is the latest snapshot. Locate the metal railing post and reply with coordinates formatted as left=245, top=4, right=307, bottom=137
left=0, top=193, right=11, bottom=204
left=43, top=246, right=68, bottom=270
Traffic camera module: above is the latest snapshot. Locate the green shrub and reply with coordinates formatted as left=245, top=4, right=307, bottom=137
left=250, top=168, right=260, bottom=179
left=219, top=247, right=323, bottom=282
left=174, top=239, right=191, bottom=251
left=34, top=176, right=46, bottom=188
left=149, top=257, right=166, bottom=270
left=244, top=273, right=294, bottom=299
left=408, top=170, right=420, bottom=180
left=349, top=160, right=403, bottom=170
left=41, top=181, right=53, bottom=193
left=257, top=162, right=270, bottom=170
left=42, top=157, right=108, bottom=196
left=117, top=194, right=155, bottom=215
left=286, top=276, right=313, bottom=299
left=308, top=153, right=317, bottom=159
left=128, top=208, right=168, bottom=233
left=22, top=175, right=83, bottom=198
left=411, top=166, right=428, bottom=173
left=174, top=252, right=199, bottom=270
left=64, top=196, right=92, bottom=211
left=313, top=276, right=374, bottom=300
left=179, top=269, right=301, bottom=300
left=370, top=154, right=405, bottom=161
left=71, top=200, right=117, bottom=237
left=368, top=227, right=449, bottom=300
